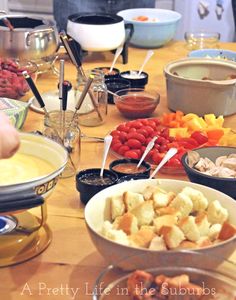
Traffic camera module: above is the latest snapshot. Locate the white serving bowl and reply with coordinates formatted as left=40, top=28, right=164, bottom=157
left=164, top=58, right=236, bottom=116
left=0, top=132, right=68, bottom=199
left=85, top=179, right=236, bottom=268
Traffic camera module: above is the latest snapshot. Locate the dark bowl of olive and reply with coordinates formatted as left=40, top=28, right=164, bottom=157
left=109, top=158, right=151, bottom=179
left=76, top=168, right=118, bottom=205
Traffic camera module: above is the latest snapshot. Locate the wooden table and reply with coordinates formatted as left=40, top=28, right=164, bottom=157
left=1, top=41, right=236, bottom=299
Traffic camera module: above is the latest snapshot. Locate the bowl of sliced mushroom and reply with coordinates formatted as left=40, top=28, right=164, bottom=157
left=182, top=146, right=236, bottom=199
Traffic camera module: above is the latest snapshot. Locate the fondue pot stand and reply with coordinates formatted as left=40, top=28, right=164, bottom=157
left=0, top=133, right=68, bottom=267
left=0, top=12, right=59, bottom=74
left=0, top=199, right=51, bottom=267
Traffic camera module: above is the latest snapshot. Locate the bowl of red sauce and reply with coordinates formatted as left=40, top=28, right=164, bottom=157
left=109, top=158, right=151, bottom=178
left=114, top=88, right=160, bottom=119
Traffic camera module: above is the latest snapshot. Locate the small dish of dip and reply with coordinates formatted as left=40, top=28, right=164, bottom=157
left=120, top=70, right=148, bottom=88
left=76, top=168, right=118, bottom=205
left=109, top=158, right=151, bottom=178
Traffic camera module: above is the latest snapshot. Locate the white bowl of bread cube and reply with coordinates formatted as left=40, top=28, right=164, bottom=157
left=85, top=179, right=236, bottom=268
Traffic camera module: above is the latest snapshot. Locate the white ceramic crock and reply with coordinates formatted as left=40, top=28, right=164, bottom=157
left=67, top=13, right=133, bottom=51
left=164, top=58, right=236, bottom=117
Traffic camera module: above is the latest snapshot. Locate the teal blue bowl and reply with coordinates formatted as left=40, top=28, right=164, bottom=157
left=188, top=49, right=236, bottom=61
left=117, top=8, right=181, bottom=48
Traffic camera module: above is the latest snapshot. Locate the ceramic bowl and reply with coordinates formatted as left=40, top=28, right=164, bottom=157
left=164, top=58, right=236, bottom=116
left=117, top=8, right=181, bottom=48
left=85, top=179, right=236, bottom=268
left=0, top=132, right=68, bottom=199
left=182, top=146, right=236, bottom=199
left=93, top=251, right=236, bottom=299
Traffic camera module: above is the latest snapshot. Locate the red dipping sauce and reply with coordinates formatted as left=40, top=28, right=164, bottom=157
left=116, top=95, right=159, bottom=119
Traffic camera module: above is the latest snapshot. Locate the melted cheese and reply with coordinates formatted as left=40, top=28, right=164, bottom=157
left=0, top=153, right=54, bottom=185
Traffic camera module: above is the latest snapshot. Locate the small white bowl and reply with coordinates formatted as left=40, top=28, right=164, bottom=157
left=85, top=179, right=236, bottom=268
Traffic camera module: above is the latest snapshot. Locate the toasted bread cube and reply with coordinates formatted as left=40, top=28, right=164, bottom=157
left=160, top=225, right=185, bottom=249
left=195, top=212, right=210, bottom=236
left=176, top=240, right=198, bottom=249
left=197, top=236, right=213, bottom=248
left=207, top=200, right=229, bottom=224
left=166, top=274, right=190, bottom=287
left=169, top=193, right=193, bottom=218
left=178, top=216, right=200, bottom=242
left=127, top=270, right=153, bottom=297
left=110, top=195, right=125, bottom=221
left=131, top=200, right=155, bottom=226
left=153, top=191, right=176, bottom=209
left=102, top=224, right=129, bottom=246
left=149, top=235, right=167, bottom=250
left=129, top=228, right=155, bottom=248
left=155, top=274, right=168, bottom=286
left=208, top=223, right=222, bottom=241
left=181, top=186, right=208, bottom=212
left=153, top=215, right=178, bottom=234
left=155, top=206, right=181, bottom=219
left=218, top=221, right=236, bottom=240
left=153, top=192, right=169, bottom=208
left=142, top=185, right=167, bottom=200
left=123, top=191, right=144, bottom=211
left=116, top=212, right=138, bottom=235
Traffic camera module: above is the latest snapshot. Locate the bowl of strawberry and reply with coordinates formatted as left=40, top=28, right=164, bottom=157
left=110, top=118, right=213, bottom=174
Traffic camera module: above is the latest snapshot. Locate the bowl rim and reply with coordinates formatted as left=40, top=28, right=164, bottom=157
left=188, top=48, right=236, bottom=57
left=114, top=88, right=160, bottom=103
left=117, top=8, right=182, bottom=24
left=181, top=146, right=236, bottom=182
left=85, top=178, right=236, bottom=253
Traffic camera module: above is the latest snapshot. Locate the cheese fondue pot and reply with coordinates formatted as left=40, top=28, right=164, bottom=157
left=0, top=12, right=59, bottom=60
left=67, top=13, right=134, bottom=51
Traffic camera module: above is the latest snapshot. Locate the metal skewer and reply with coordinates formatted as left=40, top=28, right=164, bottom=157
left=59, top=31, right=103, bottom=122
left=59, top=59, right=65, bottom=108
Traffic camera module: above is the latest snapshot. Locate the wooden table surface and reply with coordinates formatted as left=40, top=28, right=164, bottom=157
left=1, top=41, right=236, bottom=299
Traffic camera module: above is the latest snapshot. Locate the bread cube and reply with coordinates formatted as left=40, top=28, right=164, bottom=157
left=149, top=236, right=167, bottom=250
left=207, top=200, right=229, bottom=224
left=195, top=212, right=210, bottom=236
left=153, top=191, right=175, bottom=208
left=123, top=191, right=144, bottom=211
left=208, top=223, right=222, bottom=241
left=142, top=185, right=167, bottom=200
left=197, top=236, right=213, bottom=248
left=131, top=200, right=155, bottom=226
left=178, top=216, right=200, bottom=242
left=110, top=195, right=125, bottom=221
left=153, top=215, right=178, bottom=234
left=129, top=228, right=155, bottom=248
left=181, top=186, right=208, bottom=212
left=116, top=212, right=139, bottom=235
left=160, top=225, right=185, bottom=249
left=169, top=193, right=193, bottom=218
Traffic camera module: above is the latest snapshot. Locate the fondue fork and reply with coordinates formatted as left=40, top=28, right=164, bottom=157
left=59, top=59, right=65, bottom=109
left=137, top=136, right=157, bottom=169
left=22, top=71, right=49, bottom=116
left=62, top=81, right=68, bottom=141
left=59, top=31, right=103, bottom=122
